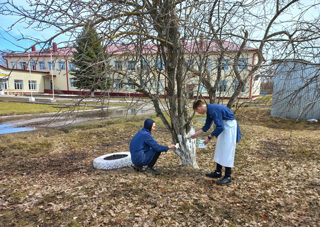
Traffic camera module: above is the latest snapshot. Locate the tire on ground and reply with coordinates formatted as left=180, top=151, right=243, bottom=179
left=93, top=152, right=132, bottom=170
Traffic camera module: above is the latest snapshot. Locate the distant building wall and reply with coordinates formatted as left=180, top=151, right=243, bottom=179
left=3, top=42, right=261, bottom=99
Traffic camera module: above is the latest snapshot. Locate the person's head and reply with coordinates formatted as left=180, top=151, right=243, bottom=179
left=144, top=118, right=155, bottom=133
left=193, top=100, right=207, bottom=115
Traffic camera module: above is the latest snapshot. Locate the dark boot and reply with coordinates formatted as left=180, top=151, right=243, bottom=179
left=205, top=163, right=222, bottom=178
left=205, top=171, right=222, bottom=178
left=145, top=167, right=160, bottom=175
left=132, top=165, right=143, bottom=172
left=217, top=176, right=232, bottom=185
left=217, top=167, right=232, bottom=185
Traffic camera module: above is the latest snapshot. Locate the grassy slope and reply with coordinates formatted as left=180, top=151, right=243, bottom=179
left=0, top=101, right=93, bottom=116
left=0, top=109, right=319, bottom=226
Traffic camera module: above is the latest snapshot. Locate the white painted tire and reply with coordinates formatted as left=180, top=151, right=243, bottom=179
left=93, top=152, right=133, bottom=170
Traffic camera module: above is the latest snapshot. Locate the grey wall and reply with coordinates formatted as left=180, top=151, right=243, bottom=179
left=271, top=61, right=320, bottom=120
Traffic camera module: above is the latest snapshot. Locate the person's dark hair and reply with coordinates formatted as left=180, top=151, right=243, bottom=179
left=143, top=118, right=154, bottom=132
left=193, top=100, right=205, bottom=110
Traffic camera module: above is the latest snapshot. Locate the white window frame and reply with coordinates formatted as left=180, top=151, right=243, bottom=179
left=155, top=60, right=164, bottom=70
left=69, top=78, right=76, bottom=88
left=216, top=80, right=228, bottom=93
left=127, top=61, right=136, bottom=71
left=14, top=79, right=24, bottom=90
left=28, top=80, right=37, bottom=90
left=127, top=79, right=135, bottom=89
left=114, top=61, right=123, bottom=70
left=113, top=79, right=123, bottom=89
left=238, top=58, right=248, bottom=70
left=30, top=61, right=36, bottom=71
left=69, top=62, right=76, bottom=70
left=152, top=80, right=164, bottom=92
left=39, top=62, right=46, bottom=70
left=216, top=59, right=229, bottom=71
left=19, top=62, right=27, bottom=70
left=48, top=61, right=55, bottom=70
left=10, top=61, right=17, bottom=69
left=58, top=61, right=66, bottom=70
left=0, top=80, right=8, bottom=90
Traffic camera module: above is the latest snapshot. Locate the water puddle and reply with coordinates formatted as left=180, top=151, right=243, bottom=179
left=0, top=124, right=35, bottom=135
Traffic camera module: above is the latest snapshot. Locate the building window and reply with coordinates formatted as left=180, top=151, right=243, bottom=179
left=114, top=61, right=123, bottom=70
left=155, top=60, right=164, bottom=70
left=69, top=78, right=76, bottom=88
left=113, top=79, right=123, bottom=89
left=28, top=80, right=37, bottom=90
left=202, top=59, right=212, bottom=71
left=232, top=80, right=245, bottom=93
left=127, top=61, right=136, bottom=71
left=0, top=80, right=8, bottom=90
left=153, top=81, right=164, bottom=91
left=185, top=59, right=194, bottom=71
left=39, top=62, right=45, bottom=70
left=48, top=62, right=55, bottom=70
left=69, top=62, right=76, bottom=70
left=216, top=59, right=229, bottom=70
left=127, top=79, right=135, bottom=89
left=141, top=60, right=149, bottom=70
left=30, top=61, right=36, bottom=71
left=10, top=61, right=17, bottom=69
left=58, top=61, right=66, bottom=70
left=217, top=80, right=228, bottom=92
left=19, top=62, right=27, bottom=70
left=206, top=59, right=212, bottom=71
left=14, top=80, right=23, bottom=90
left=238, top=58, right=248, bottom=70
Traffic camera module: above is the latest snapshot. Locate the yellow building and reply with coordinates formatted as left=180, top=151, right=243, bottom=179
left=2, top=41, right=261, bottom=99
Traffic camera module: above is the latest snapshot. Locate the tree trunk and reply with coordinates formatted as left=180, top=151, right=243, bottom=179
left=175, top=127, right=198, bottom=167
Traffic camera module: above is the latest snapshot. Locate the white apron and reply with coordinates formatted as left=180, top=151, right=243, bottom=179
left=214, top=120, right=237, bottom=167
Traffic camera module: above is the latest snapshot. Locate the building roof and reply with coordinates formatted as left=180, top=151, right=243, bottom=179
left=4, top=47, right=75, bottom=58
left=0, top=65, right=49, bottom=74
left=4, top=41, right=258, bottom=58
left=107, top=41, right=257, bottom=55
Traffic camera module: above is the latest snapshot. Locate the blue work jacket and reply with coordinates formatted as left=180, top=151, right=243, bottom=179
left=130, top=128, right=169, bottom=166
left=202, top=104, right=241, bottom=143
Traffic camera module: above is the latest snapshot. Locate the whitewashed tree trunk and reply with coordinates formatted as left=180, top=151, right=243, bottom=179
left=176, top=127, right=198, bottom=168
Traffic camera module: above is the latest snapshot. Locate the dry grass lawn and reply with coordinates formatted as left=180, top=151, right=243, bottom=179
left=0, top=107, right=319, bottom=226
left=0, top=101, right=92, bottom=116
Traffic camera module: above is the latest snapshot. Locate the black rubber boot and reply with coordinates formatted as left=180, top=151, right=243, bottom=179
left=145, top=167, right=160, bottom=175
left=205, top=163, right=223, bottom=178
left=205, top=171, right=222, bottom=178
left=132, top=165, right=143, bottom=172
left=217, top=176, right=232, bottom=185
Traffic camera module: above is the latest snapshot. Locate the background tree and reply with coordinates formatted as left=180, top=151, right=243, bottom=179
left=0, top=0, right=319, bottom=166
left=71, top=21, right=111, bottom=96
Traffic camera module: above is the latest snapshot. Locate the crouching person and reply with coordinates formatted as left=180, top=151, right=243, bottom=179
left=130, top=118, right=176, bottom=175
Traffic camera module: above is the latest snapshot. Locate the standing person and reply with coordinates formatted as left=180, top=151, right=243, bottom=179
left=130, top=118, right=176, bottom=175
left=191, top=100, right=241, bottom=185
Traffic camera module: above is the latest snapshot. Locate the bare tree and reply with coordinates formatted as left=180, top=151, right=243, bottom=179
left=1, top=0, right=319, bottom=166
